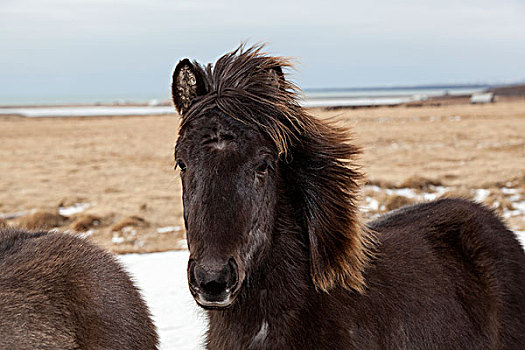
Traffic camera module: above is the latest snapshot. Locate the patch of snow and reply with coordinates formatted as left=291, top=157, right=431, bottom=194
left=365, top=185, right=382, bottom=192
left=58, top=203, right=90, bottom=216
left=112, top=233, right=125, bottom=244
left=515, top=231, right=525, bottom=250
left=501, top=187, right=519, bottom=195
left=121, top=226, right=137, bottom=236
left=421, top=186, right=449, bottom=201
left=386, top=188, right=418, bottom=198
left=429, top=185, right=448, bottom=195
left=508, top=194, right=521, bottom=202
left=176, top=239, right=188, bottom=250
left=512, top=200, right=525, bottom=213
left=0, top=210, right=32, bottom=220
left=421, top=192, right=439, bottom=201
left=157, top=226, right=183, bottom=234
left=502, top=191, right=525, bottom=218
left=504, top=211, right=519, bottom=219
left=78, top=229, right=94, bottom=238
left=362, top=186, right=523, bottom=235
left=118, top=251, right=207, bottom=350
left=365, top=185, right=451, bottom=203
left=473, top=189, right=490, bottom=202
left=361, top=197, right=379, bottom=212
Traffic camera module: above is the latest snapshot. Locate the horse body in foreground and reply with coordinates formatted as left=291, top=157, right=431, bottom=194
left=0, top=228, right=158, bottom=349
left=172, top=45, right=525, bottom=349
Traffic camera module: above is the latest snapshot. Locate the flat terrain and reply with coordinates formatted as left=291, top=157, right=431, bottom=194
left=0, top=101, right=524, bottom=252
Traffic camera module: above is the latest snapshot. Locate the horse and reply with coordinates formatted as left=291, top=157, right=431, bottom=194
left=0, top=228, right=159, bottom=349
left=171, top=45, right=525, bottom=349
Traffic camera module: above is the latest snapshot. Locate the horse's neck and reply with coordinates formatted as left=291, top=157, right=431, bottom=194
left=206, top=202, right=315, bottom=348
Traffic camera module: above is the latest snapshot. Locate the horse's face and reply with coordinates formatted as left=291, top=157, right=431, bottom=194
left=175, top=112, right=279, bottom=309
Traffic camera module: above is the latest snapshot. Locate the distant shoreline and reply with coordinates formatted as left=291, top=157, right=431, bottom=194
left=0, top=84, right=523, bottom=116
left=304, top=83, right=492, bottom=93
left=2, top=83, right=523, bottom=108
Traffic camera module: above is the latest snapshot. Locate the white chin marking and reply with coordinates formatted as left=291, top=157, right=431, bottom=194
left=196, top=295, right=233, bottom=308
left=250, top=320, right=268, bottom=347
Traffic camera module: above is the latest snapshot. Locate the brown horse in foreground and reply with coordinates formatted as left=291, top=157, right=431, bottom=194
left=0, top=228, right=158, bottom=349
left=172, top=45, right=525, bottom=349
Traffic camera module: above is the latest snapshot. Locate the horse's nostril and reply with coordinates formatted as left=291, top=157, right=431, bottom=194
left=191, top=259, right=239, bottom=297
left=202, top=280, right=228, bottom=295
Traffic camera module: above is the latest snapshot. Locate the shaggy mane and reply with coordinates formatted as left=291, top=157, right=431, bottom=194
left=177, top=44, right=375, bottom=292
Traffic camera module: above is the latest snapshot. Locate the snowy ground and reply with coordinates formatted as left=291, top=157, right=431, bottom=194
left=119, top=231, right=525, bottom=350
left=118, top=251, right=207, bottom=350
left=361, top=185, right=525, bottom=222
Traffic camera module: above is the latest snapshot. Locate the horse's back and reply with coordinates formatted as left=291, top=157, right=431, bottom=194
left=0, top=228, right=158, bottom=350
left=368, top=198, right=525, bottom=348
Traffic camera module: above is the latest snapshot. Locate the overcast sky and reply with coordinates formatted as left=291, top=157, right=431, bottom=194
left=1, top=0, right=524, bottom=101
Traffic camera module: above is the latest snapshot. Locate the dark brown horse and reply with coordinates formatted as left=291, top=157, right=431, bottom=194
left=0, top=228, right=158, bottom=349
left=172, top=45, right=525, bottom=349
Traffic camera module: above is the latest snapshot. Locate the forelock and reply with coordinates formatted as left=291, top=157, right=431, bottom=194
left=179, top=44, right=310, bottom=156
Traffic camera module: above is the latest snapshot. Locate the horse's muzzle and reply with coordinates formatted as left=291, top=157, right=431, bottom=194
left=188, top=258, right=239, bottom=309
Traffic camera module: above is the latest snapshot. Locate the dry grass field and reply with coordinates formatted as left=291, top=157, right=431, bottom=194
left=0, top=100, right=524, bottom=253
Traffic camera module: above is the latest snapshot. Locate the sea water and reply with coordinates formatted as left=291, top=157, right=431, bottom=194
left=0, top=85, right=490, bottom=117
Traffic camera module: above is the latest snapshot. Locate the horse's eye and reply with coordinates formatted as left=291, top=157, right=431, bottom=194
left=176, top=159, right=187, bottom=172
left=256, top=159, right=271, bottom=173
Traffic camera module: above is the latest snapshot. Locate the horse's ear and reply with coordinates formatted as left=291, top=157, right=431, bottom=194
left=172, top=59, right=207, bottom=116
left=267, top=66, right=284, bottom=90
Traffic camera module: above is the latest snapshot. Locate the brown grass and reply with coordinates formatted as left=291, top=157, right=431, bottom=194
left=0, top=100, right=524, bottom=252
left=69, top=214, right=102, bottom=232
left=365, top=179, right=396, bottom=188
left=439, top=188, right=474, bottom=200
left=13, top=210, right=68, bottom=230
left=440, top=188, right=516, bottom=216
left=483, top=189, right=515, bottom=215
left=487, top=174, right=525, bottom=190
left=398, top=176, right=442, bottom=191
left=380, top=194, right=417, bottom=212
left=110, top=215, right=149, bottom=232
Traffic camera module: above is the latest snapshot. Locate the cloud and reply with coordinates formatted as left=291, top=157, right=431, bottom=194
left=0, top=0, right=524, bottom=98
